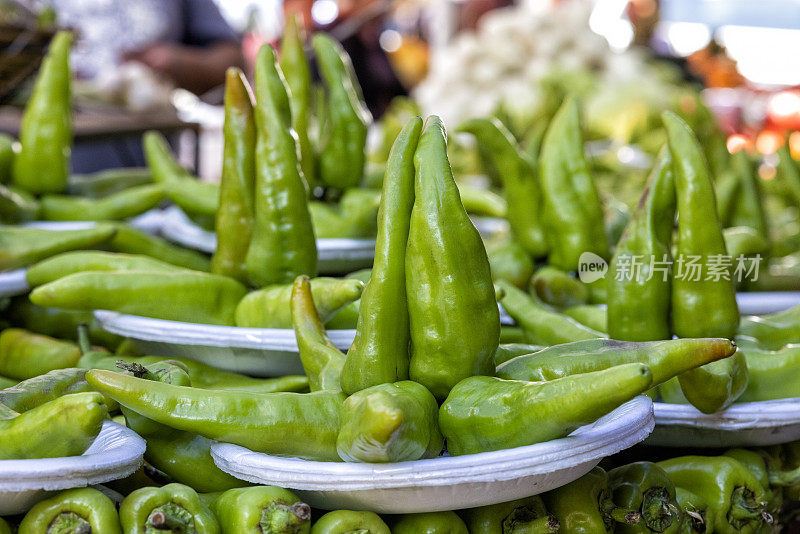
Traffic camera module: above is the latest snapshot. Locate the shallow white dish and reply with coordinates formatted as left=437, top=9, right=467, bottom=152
left=0, top=420, right=145, bottom=515
left=736, top=292, right=800, bottom=315
left=93, top=310, right=356, bottom=376
left=160, top=206, right=374, bottom=273
left=0, top=268, right=29, bottom=298
left=211, top=396, right=654, bottom=513
left=21, top=208, right=164, bottom=234
left=647, top=398, right=800, bottom=448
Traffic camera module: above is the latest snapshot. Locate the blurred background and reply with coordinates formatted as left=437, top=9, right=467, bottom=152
left=3, top=0, right=800, bottom=181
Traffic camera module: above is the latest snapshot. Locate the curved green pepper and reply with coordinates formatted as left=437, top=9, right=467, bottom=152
left=723, top=226, right=769, bottom=264
left=0, top=225, right=116, bottom=272
left=406, top=116, right=499, bottom=400
left=530, top=266, right=589, bottom=309
left=340, top=116, right=421, bottom=393
left=391, top=511, right=468, bottom=533
left=313, top=33, right=371, bottom=190
left=212, top=67, right=256, bottom=284
left=337, top=380, right=443, bottom=462
left=119, top=360, right=193, bottom=437
left=723, top=449, right=785, bottom=517
left=26, top=250, right=185, bottom=286
left=18, top=487, right=121, bottom=534
left=675, top=349, right=748, bottom=414
left=246, top=44, right=317, bottom=287
left=0, top=328, right=80, bottom=380
left=40, top=184, right=164, bottom=221
left=608, top=462, right=683, bottom=534
left=107, top=223, right=211, bottom=271
left=735, top=338, right=800, bottom=402
left=213, top=486, right=311, bottom=534
left=12, top=31, right=73, bottom=195
left=120, top=483, right=220, bottom=534
left=0, top=367, right=96, bottom=412
left=463, top=495, right=560, bottom=534
left=30, top=270, right=247, bottom=326
left=486, top=236, right=535, bottom=290
left=738, top=304, right=800, bottom=350
left=0, top=392, right=107, bottom=459
left=439, top=363, right=652, bottom=455
left=493, top=343, right=545, bottom=367
left=0, top=183, right=40, bottom=223
left=68, top=167, right=152, bottom=198
left=311, top=511, right=390, bottom=534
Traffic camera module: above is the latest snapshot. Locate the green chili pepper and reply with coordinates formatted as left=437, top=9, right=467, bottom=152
left=246, top=44, right=317, bottom=287
left=120, top=483, right=220, bottom=534
left=674, top=488, right=713, bottom=534
left=311, top=511, right=390, bottom=534
left=0, top=183, right=40, bottom=223
left=723, top=227, right=770, bottom=264
left=738, top=303, right=800, bottom=350
left=0, top=225, right=116, bottom=271
left=493, top=343, right=545, bottom=367
left=406, top=116, right=499, bottom=401
left=530, top=266, right=589, bottom=309
left=337, top=380, right=443, bottom=462
left=280, top=13, right=316, bottom=191
left=776, top=144, right=800, bottom=208
left=563, top=304, right=607, bottom=334
left=0, top=392, right=107, bottom=459
left=30, top=270, right=247, bottom=326
left=12, top=31, right=73, bottom=195
left=40, top=184, right=164, bottom=221
left=458, top=117, right=548, bottom=258
left=456, top=183, right=508, bottom=218
left=18, top=487, right=121, bottom=534
left=390, top=511, right=468, bottom=533
left=340, top=117, right=421, bottom=394
left=440, top=363, right=652, bottom=455
left=674, top=348, right=748, bottom=414
left=608, top=462, right=683, bottom=534
left=657, top=456, right=772, bottom=534
left=539, top=97, right=609, bottom=271
left=212, top=486, right=311, bottom=534
left=290, top=275, right=347, bottom=392
left=0, top=133, right=15, bottom=184
left=728, top=150, right=768, bottom=239
left=723, top=449, right=786, bottom=517
left=497, top=337, right=736, bottom=389
left=144, top=131, right=220, bottom=217
left=87, top=369, right=344, bottom=460
left=26, top=250, right=185, bottom=286
left=68, top=167, right=152, bottom=198
left=735, top=337, right=800, bottom=402
left=486, top=236, right=535, bottom=290
left=236, top=277, right=363, bottom=328
left=497, top=280, right=605, bottom=346
left=0, top=328, right=80, bottom=380
left=607, top=146, right=675, bottom=342
left=119, top=360, right=193, bottom=437
left=0, top=367, right=95, bottom=412
left=543, top=466, right=642, bottom=533
left=463, top=495, right=560, bottom=534
left=212, top=67, right=256, bottom=284
left=107, top=223, right=211, bottom=271
left=313, top=34, right=371, bottom=190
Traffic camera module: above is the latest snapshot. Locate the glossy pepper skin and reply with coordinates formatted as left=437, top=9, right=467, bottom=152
left=144, top=130, right=220, bottom=217
left=107, top=222, right=211, bottom=271
left=497, top=280, right=604, bottom=346
left=657, top=456, right=771, bottom=534
left=87, top=369, right=344, bottom=461
left=120, top=483, right=220, bottom=534
left=493, top=343, right=546, bottom=367
left=458, top=117, right=548, bottom=258
left=237, top=276, right=363, bottom=329
left=675, top=348, right=748, bottom=415
left=0, top=225, right=116, bottom=272
left=439, top=363, right=652, bottom=455
left=391, top=511, right=468, bottom=533
left=30, top=270, right=247, bottom=326
left=340, top=117, right=421, bottom=393
left=119, top=360, right=193, bottom=437
left=738, top=303, right=800, bottom=350
left=0, top=367, right=96, bottom=412
left=212, top=67, right=256, bottom=284
left=26, top=250, right=185, bottom=286
left=311, top=511, right=390, bottom=534
left=607, top=462, right=683, bottom=534
left=214, top=486, right=311, bottom=534
left=337, top=380, right=443, bottom=462
left=246, top=44, right=317, bottom=287
left=530, top=266, right=589, bottom=309
left=40, top=183, right=165, bottom=221
left=608, top=146, right=676, bottom=342
left=497, top=338, right=736, bottom=388
left=290, top=275, right=347, bottom=392
left=406, top=116, right=500, bottom=400
left=663, top=111, right=739, bottom=339
left=543, top=466, right=642, bottom=534
left=18, top=487, right=121, bottom=534
left=67, top=167, right=152, bottom=198
left=539, top=96, right=609, bottom=271
left=0, top=392, right=107, bottom=459
left=12, top=31, right=73, bottom=195
left=0, top=183, right=40, bottom=223
left=313, top=33, right=371, bottom=190
left=280, top=13, right=316, bottom=191
left=735, top=337, right=800, bottom=402
left=0, top=328, right=80, bottom=380
left=463, top=495, right=560, bottom=534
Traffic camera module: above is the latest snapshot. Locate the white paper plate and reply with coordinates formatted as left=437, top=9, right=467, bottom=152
left=211, top=396, right=654, bottom=513
left=159, top=206, right=374, bottom=273
left=0, top=420, right=145, bottom=515
left=0, top=268, right=29, bottom=298
left=21, top=208, right=164, bottom=234
left=736, top=292, right=800, bottom=315
left=93, top=310, right=355, bottom=376
left=647, top=398, right=800, bottom=448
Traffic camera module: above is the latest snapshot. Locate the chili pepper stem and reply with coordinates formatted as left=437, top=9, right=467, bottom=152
left=260, top=502, right=312, bottom=531
left=608, top=506, right=642, bottom=525
left=642, top=487, right=677, bottom=531
left=684, top=503, right=705, bottom=529
left=115, top=360, right=148, bottom=377
left=147, top=503, right=195, bottom=531
left=727, top=487, right=764, bottom=525
left=50, top=512, right=92, bottom=534
left=545, top=515, right=561, bottom=533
